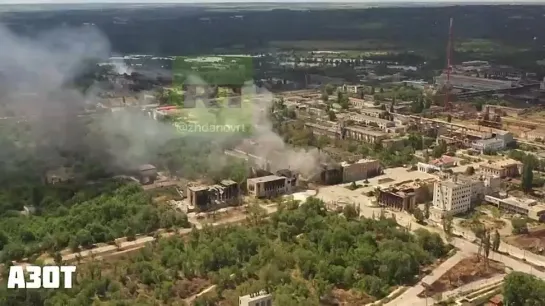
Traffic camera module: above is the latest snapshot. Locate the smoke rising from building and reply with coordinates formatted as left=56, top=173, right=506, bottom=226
left=0, top=23, right=327, bottom=179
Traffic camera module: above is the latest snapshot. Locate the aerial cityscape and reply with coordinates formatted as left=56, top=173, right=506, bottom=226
left=1, top=1, right=545, bottom=305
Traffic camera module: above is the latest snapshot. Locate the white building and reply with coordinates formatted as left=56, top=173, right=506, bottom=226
left=431, top=178, right=472, bottom=221
left=239, top=291, right=273, bottom=306
left=471, top=138, right=506, bottom=153
left=431, top=175, right=501, bottom=222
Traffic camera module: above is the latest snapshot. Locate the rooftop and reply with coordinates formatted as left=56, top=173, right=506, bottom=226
left=344, top=125, right=387, bottom=137
left=348, top=114, right=394, bottom=125
left=247, top=175, right=286, bottom=184
left=480, top=159, right=522, bottom=170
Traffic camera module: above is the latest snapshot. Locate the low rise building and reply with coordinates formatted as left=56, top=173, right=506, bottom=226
left=247, top=175, right=288, bottom=198
left=417, top=155, right=458, bottom=173
left=318, top=163, right=344, bottom=185
left=341, top=159, right=382, bottom=183
left=480, top=159, right=522, bottom=178
left=342, top=84, right=365, bottom=95
left=187, top=180, right=240, bottom=211
left=347, top=114, right=395, bottom=130
left=342, top=126, right=387, bottom=144
left=471, top=138, right=506, bottom=153
left=45, top=167, right=74, bottom=185
left=484, top=195, right=545, bottom=221
left=239, top=291, right=273, bottom=306
left=377, top=186, right=416, bottom=212
left=358, top=108, right=388, bottom=118
left=137, top=164, right=158, bottom=184
left=305, top=122, right=340, bottom=139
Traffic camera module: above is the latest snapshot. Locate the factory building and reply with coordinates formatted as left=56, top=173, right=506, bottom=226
left=319, top=163, right=344, bottom=185
left=341, top=159, right=382, bottom=183
left=247, top=175, right=288, bottom=199
left=239, top=291, right=272, bottom=306
left=435, top=73, right=515, bottom=91
left=484, top=195, right=545, bottom=221
left=187, top=180, right=240, bottom=211
left=479, top=159, right=522, bottom=178
left=347, top=114, right=395, bottom=130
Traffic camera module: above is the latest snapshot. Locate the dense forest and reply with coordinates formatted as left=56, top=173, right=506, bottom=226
left=0, top=198, right=449, bottom=306
left=2, top=5, right=545, bottom=69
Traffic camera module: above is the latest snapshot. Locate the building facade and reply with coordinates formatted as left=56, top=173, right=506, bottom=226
left=480, top=159, right=522, bottom=178
left=187, top=180, right=241, bottom=211
left=341, top=159, right=382, bottom=183
left=377, top=187, right=416, bottom=212
left=247, top=175, right=288, bottom=198
left=239, top=291, right=273, bottom=306
left=431, top=179, right=472, bottom=221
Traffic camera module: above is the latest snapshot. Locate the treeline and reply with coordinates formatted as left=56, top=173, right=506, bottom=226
left=3, top=5, right=545, bottom=57
left=0, top=180, right=190, bottom=263
left=0, top=198, right=449, bottom=306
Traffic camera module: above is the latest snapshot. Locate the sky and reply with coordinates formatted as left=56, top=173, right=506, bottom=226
left=1, top=0, right=543, bottom=4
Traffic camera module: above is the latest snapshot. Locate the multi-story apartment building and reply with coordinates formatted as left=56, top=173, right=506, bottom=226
left=431, top=174, right=501, bottom=222
left=431, top=178, right=472, bottom=221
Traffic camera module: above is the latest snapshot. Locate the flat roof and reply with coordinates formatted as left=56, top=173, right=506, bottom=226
left=344, top=126, right=387, bottom=137
left=480, top=159, right=522, bottom=170
left=348, top=114, right=394, bottom=125
left=247, top=175, right=286, bottom=184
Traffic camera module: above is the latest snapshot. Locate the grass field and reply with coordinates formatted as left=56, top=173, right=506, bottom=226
left=455, top=39, right=525, bottom=53
left=269, top=40, right=397, bottom=54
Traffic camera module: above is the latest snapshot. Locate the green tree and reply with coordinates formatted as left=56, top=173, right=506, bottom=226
left=512, top=218, right=529, bottom=235
left=412, top=207, right=425, bottom=223
left=522, top=161, right=534, bottom=193
left=492, top=230, right=501, bottom=252
left=504, top=272, right=545, bottom=306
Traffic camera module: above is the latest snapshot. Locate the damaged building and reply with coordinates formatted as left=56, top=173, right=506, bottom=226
left=136, top=164, right=158, bottom=184
left=319, top=163, right=344, bottom=185
left=187, top=180, right=241, bottom=211
left=247, top=175, right=290, bottom=199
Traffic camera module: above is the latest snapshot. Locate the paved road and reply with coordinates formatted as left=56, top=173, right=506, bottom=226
left=384, top=251, right=470, bottom=306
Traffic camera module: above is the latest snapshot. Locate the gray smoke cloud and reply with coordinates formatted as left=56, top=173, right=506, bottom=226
left=0, top=23, right=327, bottom=179
left=0, top=24, right=178, bottom=171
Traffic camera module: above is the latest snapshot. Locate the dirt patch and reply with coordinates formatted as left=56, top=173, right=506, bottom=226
left=420, top=254, right=505, bottom=296
left=322, top=288, right=374, bottom=306
left=505, top=228, right=545, bottom=255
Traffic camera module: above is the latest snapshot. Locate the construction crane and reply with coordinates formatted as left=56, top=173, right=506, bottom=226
left=444, top=18, right=454, bottom=112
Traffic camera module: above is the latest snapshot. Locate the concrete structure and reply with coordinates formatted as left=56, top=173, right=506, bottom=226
left=431, top=177, right=472, bottom=221
left=484, top=195, right=545, bottom=221
left=523, top=129, right=545, bottom=141
left=431, top=174, right=501, bottom=221
left=402, top=80, right=428, bottom=90
left=377, top=187, right=416, bottom=212
left=318, top=163, right=344, bottom=185
left=247, top=175, right=288, bottom=198
left=471, top=138, right=506, bottom=153
left=187, top=180, right=240, bottom=211
left=137, top=164, right=158, bottom=184
left=342, top=126, right=387, bottom=144
left=480, top=159, right=522, bottom=178
left=340, top=159, right=381, bottom=183
left=358, top=108, right=388, bottom=118
left=347, top=114, right=395, bottom=130
left=435, top=73, right=514, bottom=91
left=417, top=156, right=457, bottom=173
left=239, top=291, right=273, bottom=306
left=342, top=84, right=365, bottom=94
